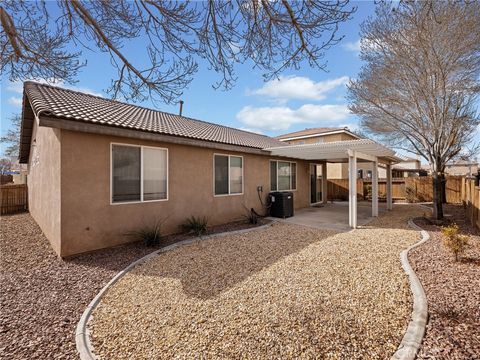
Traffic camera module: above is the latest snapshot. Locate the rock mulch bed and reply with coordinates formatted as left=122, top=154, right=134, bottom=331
left=90, top=205, right=425, bottom=359
left=0, top=213, right=266, bottom=359
left=410, top=204, right=480, bottom=359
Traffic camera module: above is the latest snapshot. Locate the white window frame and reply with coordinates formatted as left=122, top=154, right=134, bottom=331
left=269, top=160, right=297, bottom=192
left=110, top=142, right=169, bottom=205
left=213, top=153, right=244, bottom=197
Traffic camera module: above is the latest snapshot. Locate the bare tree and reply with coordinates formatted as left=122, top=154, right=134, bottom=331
left=0, top=158, right=13, bottom=175
left=1, top=1, right=355, bottom=104
left=348, top=0, right=480, bottom=220
left=0, top=114, right=21, bottom=157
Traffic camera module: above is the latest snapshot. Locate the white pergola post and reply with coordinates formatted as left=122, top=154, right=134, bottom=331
left=322, top=162, right=328, bottom=204
left=349, top=151, right=357, bottom=228
left=372, top=158, right=379, bottom=217
left=386, top=163, right=393, bottom=210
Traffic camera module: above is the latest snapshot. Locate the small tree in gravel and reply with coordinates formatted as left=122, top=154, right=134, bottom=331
left=442, top=223, right=469, bottom=261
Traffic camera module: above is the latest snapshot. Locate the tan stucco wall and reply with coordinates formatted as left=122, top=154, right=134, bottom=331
left=27, top=122, right=62, bottom=254
left=59, top=130, right=310, bottom=256
left=445, top=164, right=478, bottom=176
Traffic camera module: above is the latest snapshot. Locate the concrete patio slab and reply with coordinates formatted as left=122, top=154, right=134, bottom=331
left=273, top=201, right=387, bottom=231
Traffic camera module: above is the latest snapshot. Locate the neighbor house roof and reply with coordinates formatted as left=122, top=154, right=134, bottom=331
left=275, top=127, right=360, bottom=141
left=20, top=81, right=285, bottom=162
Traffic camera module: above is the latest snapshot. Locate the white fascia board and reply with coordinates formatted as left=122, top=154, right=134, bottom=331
left=278, top=129, right=360, bottom=142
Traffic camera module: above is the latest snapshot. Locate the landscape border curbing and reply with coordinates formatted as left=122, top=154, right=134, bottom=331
left=76, top=210, right=432, bottom=360
left=390, top=219, right=430, bottom=360
left=75, top=221, right=276, bottom=360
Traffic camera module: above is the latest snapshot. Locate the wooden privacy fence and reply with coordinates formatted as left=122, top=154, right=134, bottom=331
left=1, top=175, right=13, bottom=185
left=462, top=178, right=480, bottom=231
left=327, top=179, right=364, bottom=201
left=0, top=184, right=28, bottom=215
left=327, top=176, right=464, bottom=203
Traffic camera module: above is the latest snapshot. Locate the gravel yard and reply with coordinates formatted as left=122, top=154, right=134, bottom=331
left=90, top=205, right=425, bottom=359
left=410, top=204, right=480, bottom=359
left=0, top=213, right=266, bottom=359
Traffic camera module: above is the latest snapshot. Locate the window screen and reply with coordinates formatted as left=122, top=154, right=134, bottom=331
left=270, top=161, right=277, bottom=191
left=291, top=162, right=297, bottom=190
left=214, top=155, right=229, bottom=195
left=143, top=147, right=167, bottom=201
left=229, top=156, right=243, bottom=194
left=112, top=145, right=141, bottom=202
left=277, top=161, right=291, bottom=191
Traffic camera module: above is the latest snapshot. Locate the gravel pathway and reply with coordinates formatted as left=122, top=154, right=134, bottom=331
left=0, top=213, right=266, bottom=359
left=410, top=204, right=480, bottom=359
left=90, top=205, right=425, bottom=359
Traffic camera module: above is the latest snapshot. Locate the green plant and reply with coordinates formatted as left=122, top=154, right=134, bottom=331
left=365, top=184, right=372, bottom=199
left=181, top=216, right=208, bottom=236
left=126, top=219, right=163, bottom=247
left=442, top=223, right=469, bottom=261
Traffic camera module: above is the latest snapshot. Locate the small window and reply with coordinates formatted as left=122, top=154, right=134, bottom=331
left=214, top=154, right=243, bottom=195
left=357, top=169, right=363, bottom=179
left=111, top=144, right=168, bottom=203
left=270, top=160, right=297, bottom=191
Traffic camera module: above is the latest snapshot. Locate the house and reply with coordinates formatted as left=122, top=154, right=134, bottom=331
left=277, top=127, right=424, bottom=179
left=19, top=82, right=400, bottom=257
left=444, top=160, right=478, bottom=176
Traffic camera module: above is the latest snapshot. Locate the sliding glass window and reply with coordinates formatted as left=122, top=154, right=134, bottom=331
left=111, top=144, right=168, bottom=203
left=214, top=154, right=243, bottom=196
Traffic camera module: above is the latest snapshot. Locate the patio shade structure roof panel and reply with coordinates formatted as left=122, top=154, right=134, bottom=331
left=264, top=139, right=402, bottom=164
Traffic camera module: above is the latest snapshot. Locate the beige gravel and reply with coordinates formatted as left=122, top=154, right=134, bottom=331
left=90, top=205, right=425, bottom=359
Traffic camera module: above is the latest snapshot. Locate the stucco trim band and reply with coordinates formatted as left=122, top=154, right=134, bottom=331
left=391, top=219, right=429, bottom=360
left=75, top=221, right=276, bottom=360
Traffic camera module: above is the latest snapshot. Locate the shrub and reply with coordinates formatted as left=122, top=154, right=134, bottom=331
left=442, top=223, right=469, bottom=261
left=365, top=184, right=372, bottom=199
left=405, top=186, right=416, bottom=203
left=181, top=216, right=208, bottom=236
left=126, top=219, right=163, bottom=247
left=243, top=207, right=258, bottom=225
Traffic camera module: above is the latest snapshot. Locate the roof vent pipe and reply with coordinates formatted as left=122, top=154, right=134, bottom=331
left=179, top=100, right=184, bottom=116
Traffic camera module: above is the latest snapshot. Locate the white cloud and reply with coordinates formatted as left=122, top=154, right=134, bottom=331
left=342, top=39, right=361, bottom=52
left=6, top=79, right=104, bottom=97
left=250, top=75, right=349, bottom=101
left=8, top=97, right=23, bottom=107
left=236, top=104, right=351, bottom=131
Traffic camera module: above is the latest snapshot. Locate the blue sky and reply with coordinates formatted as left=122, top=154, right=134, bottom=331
left=1, top=2, right=374, bottom=153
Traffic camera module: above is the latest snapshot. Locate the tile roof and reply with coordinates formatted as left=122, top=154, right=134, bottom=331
left=23, top=81, right=285, bottom=150
left=275, top=127, right=351, bottom=140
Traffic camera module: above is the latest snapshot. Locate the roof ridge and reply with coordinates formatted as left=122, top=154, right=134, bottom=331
left=24, top=81, right=274, bottom=141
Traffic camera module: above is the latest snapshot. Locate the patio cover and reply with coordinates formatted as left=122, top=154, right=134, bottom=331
left=264, top=139, right=402, bottom=164
left=264, top=139, right=403, bottom=228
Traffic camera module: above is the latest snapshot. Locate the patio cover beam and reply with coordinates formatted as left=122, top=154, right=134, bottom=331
left=386, top=164, right=393, bottom=210
left=372, top=158, right=379, bottom=217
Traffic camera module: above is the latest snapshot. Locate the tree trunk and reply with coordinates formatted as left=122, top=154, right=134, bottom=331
left=441, top=173, right=447, bottom=204
left=432, top=172, right=444, bottom=220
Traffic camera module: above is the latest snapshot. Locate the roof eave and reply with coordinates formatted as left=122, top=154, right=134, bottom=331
left=38, top=115, right=273, bottom=156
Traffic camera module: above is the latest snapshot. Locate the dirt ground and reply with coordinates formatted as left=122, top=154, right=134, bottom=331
left=410, top=204, right=480, bottom=359
left=0, top=213, right=266, bottom=359
left=90, top=206, right=424, bottom=359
